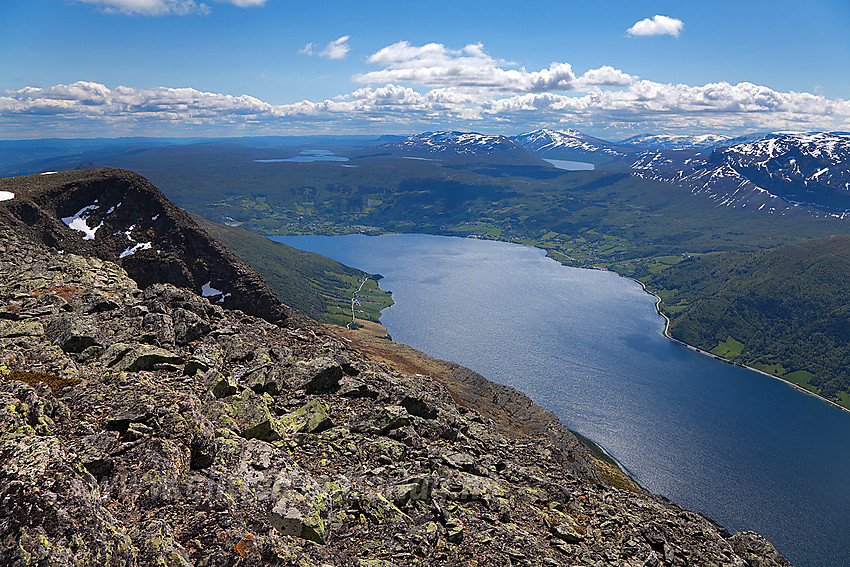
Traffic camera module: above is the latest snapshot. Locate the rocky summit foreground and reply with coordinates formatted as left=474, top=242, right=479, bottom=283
left=0, top=170, right=790, bottom=566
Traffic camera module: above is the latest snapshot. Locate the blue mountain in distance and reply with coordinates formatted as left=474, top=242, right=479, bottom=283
left=618, top=133, right=736, bottom=151
left=374, top=131, right=546, bottom=165
left=511, top=128, right=635, bottom=164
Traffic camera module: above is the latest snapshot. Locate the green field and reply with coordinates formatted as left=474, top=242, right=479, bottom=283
left=711, top=337, right=745, bottom=358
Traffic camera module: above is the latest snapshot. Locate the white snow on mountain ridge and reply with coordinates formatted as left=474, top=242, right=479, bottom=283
left=629, top=131, right=850, bottom=216
left=512, top=129, right=626, bottom=157
left=389, top=131, right=518, bottom=155
left=619, top=133, right=733, bottom=151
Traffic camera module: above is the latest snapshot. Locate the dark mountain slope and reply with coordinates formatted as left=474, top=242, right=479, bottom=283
left=0, top=168, right=289, bottom=324
left=193, top=216, right=393, bottom=326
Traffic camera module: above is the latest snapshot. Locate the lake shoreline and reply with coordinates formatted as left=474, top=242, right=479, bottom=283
left=626, top=274, right=850, bottom=416
left=332, top=232, right=850, bottom=458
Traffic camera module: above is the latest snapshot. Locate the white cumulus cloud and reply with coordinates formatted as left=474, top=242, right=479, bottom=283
left=627, top=15, right=684, bottom=38
left=355, top=41, right=634, bottom=94
left=2, top=78, right=848, bottom=138
left=320, top=36, right=352, bottom=60
left=576, top=66, right=637, bottom=88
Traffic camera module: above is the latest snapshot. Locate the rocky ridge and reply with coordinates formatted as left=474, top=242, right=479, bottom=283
left=617, top=134, right=734, bottom=151
left=512, top=129, right=633, bottom=163
left=0, top=169, right=291, bottom=325
left=0, top=171, right=791, bottom=566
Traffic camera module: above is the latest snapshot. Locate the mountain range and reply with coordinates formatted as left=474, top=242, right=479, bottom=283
left=628, top=132, right=850, bottom=215
left=374, top=131, right=544, bottom=165
left=379, top=128, right=850, bottom=215
left=618, top=133, right=736, bottom=151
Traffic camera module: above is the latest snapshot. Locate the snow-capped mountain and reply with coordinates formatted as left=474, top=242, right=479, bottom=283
left=380, top=131, right=540, bottom=164
left=512, top=129, right=634, bottom=163
left=631, top=132, right=850, bottom=215
left=619, top=133, right=735, bottom=151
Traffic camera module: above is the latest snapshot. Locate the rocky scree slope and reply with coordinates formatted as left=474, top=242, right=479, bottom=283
left=0, top=179, right=790, bottom=566
left=0, top=169, right=289, bottom=324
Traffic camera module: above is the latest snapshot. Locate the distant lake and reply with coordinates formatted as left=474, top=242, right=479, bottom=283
left=255, top=149, right=349, bottom=163
left=543, top=158, right=595, bottom=171
left=272, top=233, right=850, bottom=567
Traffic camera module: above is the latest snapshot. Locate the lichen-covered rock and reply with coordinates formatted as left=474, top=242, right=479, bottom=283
left=280, top=399, right=334, bottom=434
left=729, top=531, right=793, bottom=567
left=353, top=405, right=411, bottom=436
left=0, top=435, right=137, bottom=567
left=171, top=307, right=211, bottom=346
left=203, top=369, right=237, bottom=398
left=137, top=520, right=193, bottom=567
left=103, top=342, right=184, bottom=372
left=46, top=314, right=102, bottom=353
left=223, top=389, right=288, bottom=441
left=0, top=319, right=45, bottom=339
left=141, top=312, right=175, bottom=346
left=359, top=492, right=411, bottom=526
left=184, top=342, right=224, bottom=376
left=269, top=464, right=330, bottom=544
left=338, top=376, right=381, bottom=399
left=446, top=519, right=464, bottom=543
left=64, top=431, right=119, bottom=476
left=296, top=357, right=346, bottom=394
left=550, top=516, right=584, bottom=544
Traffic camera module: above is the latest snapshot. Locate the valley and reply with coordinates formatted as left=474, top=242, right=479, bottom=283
left=15, top=128, right=850, bottom=408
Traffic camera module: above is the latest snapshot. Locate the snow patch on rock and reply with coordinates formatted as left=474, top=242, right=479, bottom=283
left=61, top=204, right=102, bottom=240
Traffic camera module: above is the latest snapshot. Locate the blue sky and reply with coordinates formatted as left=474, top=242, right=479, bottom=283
left=1, top=0, right=848, bottom=139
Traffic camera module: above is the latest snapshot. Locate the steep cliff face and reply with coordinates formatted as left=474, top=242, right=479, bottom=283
left=0, top=172, right=791, bottom=566
left=0, top=169, right=289, bottom=325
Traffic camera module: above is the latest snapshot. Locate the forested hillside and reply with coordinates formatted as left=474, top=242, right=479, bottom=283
left=647, top=235, right=850, bottom=406
left=194, top=216, right=392, bottom=326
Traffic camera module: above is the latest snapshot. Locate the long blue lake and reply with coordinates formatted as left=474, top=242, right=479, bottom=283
left=272, top=233, right=850, bottom=567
